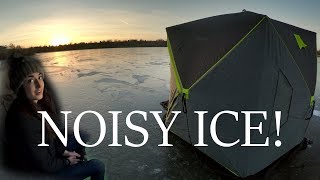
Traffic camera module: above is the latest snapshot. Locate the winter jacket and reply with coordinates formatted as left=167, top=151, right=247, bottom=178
left=3, top=99, right=68, bottom=174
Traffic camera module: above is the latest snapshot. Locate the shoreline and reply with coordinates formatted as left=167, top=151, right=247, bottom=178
left=0, top=46, right=167, bottom=60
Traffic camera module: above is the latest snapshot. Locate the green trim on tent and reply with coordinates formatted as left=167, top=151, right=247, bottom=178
left=167, top=38, right=190, bottom=99
left=182, top=88, right=190, bottom=99
left=189, top=16, right=267, bottom=90
left=167, top=37, right=183, bottom=93
left=294, top=34, right=307, bottom=49
left=268, top=18, right=311, bottom=96
left=310, top=96, right=315, bottom=106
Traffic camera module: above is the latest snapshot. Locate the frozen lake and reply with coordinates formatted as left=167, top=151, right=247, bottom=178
left=0, top=48, right=320, bottom=179
left=34, top=47, right=222, bottom=179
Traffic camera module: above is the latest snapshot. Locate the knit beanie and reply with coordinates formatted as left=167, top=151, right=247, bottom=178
left=8, top=55, right=45, bottom=94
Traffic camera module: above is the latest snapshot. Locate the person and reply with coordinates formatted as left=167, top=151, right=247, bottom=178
left=3, top=54, right=105, bottom=179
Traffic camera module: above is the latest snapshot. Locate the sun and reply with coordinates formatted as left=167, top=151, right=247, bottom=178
left=50, top=34, right=71, bottom=46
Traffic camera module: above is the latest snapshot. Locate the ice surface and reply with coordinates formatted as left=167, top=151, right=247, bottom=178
left=0, top=49, right=319, bottom=179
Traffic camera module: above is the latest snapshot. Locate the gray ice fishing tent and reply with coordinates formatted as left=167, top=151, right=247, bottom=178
left=164, top=11, right=317, bottom=177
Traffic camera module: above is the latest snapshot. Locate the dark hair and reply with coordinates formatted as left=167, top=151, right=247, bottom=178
left=16, top=80, right=60, bottom=141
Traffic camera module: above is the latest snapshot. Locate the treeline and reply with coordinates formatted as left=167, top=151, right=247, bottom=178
left=29, top=39, right=167, bottom=53
left=0, top=39, right=167, bottom=60
left=0, top=44, right=30, bottom=60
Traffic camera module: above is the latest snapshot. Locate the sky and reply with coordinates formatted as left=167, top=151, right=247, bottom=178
left=0, top=0, right=319, bottom=48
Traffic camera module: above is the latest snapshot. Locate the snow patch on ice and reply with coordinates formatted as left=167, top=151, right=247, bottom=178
left=151, top=168, right=161, bottom=174
left=44, top=66, right=69, bottom=73
left=132, top=75, right=149, bottom=84
left=77, top=58, right=97, bottom=62
left=78, top=71, right=105, bottom=78
left=95, top=78, right=132, bottom=86
left=313, top=110, right=320, bottom=117
left=138, top=164, right=148, bottom=172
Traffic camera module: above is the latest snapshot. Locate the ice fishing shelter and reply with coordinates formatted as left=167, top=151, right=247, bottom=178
left=164, top=11, right=317, bottom=177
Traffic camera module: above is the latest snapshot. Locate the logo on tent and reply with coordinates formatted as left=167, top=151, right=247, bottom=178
left=294, top=34, right=307, bottom=49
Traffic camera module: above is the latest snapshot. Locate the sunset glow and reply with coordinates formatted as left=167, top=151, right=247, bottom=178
left=50, top=34, right=71, bottom=46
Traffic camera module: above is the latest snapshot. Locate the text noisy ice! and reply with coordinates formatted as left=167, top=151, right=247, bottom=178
left=37, top=110, right=282, bottom=148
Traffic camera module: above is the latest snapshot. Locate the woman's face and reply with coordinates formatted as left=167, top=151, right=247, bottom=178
left=22, top=72, right=44, bottom=103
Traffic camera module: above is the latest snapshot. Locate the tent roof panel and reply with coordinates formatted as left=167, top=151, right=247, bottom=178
left=166, top=11, right=265, bottom=89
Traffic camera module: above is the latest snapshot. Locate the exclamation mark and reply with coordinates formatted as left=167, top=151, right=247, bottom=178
left=275, top=111, right=282, bottom=147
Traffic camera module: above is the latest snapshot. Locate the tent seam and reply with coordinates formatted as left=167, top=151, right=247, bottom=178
left=267, top=17, right=311, bottom=97
left=189, top=15, right=267, bottom=90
